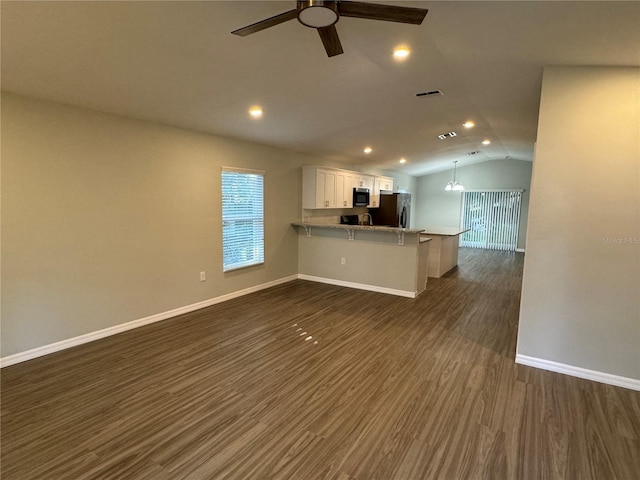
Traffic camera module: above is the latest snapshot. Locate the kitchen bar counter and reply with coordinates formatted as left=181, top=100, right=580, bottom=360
left=421, top=227, right=469, bottom=236
left=292, top=223, right=430, bottom=297
left=292, top=222, right=424, bottom=233
left=292, top=222, right=424, bottom=246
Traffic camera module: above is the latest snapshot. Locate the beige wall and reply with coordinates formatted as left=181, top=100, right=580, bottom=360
left=414, top=159, right=533, bottom=249
left=517, top=67, right=639, bottom=381
left=1, top=93, right=419, bottom=358
left=1, top=93, right=316, bottom=356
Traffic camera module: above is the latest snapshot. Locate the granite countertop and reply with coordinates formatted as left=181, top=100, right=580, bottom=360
left=419, top=227, right=470, bottom=236
left=292, top=222, right=425, bottom=234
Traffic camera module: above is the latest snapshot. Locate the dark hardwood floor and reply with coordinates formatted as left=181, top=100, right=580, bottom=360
left=2, top=248, right=639, bottom=479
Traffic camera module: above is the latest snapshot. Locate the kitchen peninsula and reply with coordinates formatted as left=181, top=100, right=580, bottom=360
left=293, top=223, right=430, bottom=298
left=420, top=227, right=470, bottom=278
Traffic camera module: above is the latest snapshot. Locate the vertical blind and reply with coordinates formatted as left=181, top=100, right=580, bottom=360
left=221, top=168, right=265, bottom=272
left=460, top=190, right=522, bottom=251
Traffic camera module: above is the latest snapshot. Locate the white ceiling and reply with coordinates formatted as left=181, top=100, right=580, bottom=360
left=2, top=1, right=639, bottom=176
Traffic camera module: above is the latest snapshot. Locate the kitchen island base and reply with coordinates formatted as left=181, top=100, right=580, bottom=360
left=420, top=227, right=470, bottom=278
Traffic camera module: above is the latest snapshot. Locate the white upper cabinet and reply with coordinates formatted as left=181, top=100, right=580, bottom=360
left=316, top=169, right=336, bottom=208
left=351, top=174, right=374, bottom=191
left=303, top=168, right=337, bottom=208
left=303, top=167, right=391, bottom=210
left=336, top=171, right=354, bottom=208
left=376, top=176, right=394, bottom=192
left=370, top=176, right=394, bottom=208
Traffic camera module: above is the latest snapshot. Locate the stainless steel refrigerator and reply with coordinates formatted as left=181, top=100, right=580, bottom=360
left=372, top=193, right=411, bottom=228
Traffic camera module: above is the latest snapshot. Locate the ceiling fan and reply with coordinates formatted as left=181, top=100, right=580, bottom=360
left=231, top=1, right=428, bottom=57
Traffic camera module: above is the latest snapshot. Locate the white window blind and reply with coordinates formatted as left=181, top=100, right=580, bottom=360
left=221, top=168, right=265, bottom=272
left=460, top=190, right=522, bottom=251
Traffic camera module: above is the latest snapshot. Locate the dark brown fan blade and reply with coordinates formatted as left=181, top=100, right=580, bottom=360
left=317, top=25, right=344, bottom=57
left=339, top=1, right=428, bottom=25
left=231, top=9, right=298, bottom=36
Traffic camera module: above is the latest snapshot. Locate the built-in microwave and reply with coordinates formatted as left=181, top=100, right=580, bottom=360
left=353, top=188, right=370, bottom=207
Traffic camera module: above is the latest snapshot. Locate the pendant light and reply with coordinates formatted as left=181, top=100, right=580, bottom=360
left=445, top=161, right=464, bottom=191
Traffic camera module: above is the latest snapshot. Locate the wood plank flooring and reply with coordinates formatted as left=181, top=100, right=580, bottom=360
left=2, top=248, right=639, bottom=479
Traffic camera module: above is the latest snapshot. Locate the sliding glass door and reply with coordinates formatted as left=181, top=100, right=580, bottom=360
left=460, top=190, right=522, bottom=251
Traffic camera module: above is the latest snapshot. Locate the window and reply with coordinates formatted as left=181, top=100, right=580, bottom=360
left=221, top=167, right=265, bottom=272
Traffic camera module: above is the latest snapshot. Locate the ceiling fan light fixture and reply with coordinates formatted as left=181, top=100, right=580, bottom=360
left=297, top=1, right=339, bottom=28
left=233, top=1, right=428, bottom=58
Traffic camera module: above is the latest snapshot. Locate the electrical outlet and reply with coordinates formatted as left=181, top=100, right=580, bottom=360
left=340, top=257, right=346, bottom=265
left=200, top=271, right=206, bottom=281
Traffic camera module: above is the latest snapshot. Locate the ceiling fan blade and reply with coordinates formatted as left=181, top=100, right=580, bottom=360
left=317, top=25, right=344, bottom=57
left=231, top=9, right=298, bottom=36
left=339, top=1, right=428, bottom=25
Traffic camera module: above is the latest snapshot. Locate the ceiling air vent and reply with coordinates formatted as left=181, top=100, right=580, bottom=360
left=416, top=89, right=444, bottom=97
left=467, top=150, right=480, bottom=156
left=438, top=131, right=457, bottom=140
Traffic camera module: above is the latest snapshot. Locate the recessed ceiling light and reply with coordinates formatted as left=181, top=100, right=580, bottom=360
left=463, top=121, right=475, bottom=128
left=248, top=106, right=263, bottom=118
left=399, top=158, right=407, bottom=164
left=364, top=146, right=373, bottom=154
left=393, top=46, right=410, bottom=60
left=482, top=139, right=491, bottom=145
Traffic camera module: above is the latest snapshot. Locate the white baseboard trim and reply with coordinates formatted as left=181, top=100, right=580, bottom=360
left=515, top=354, right=640, bottom=392
left=297, top=274, right=416, bottom=298
left=0, top=275, right=298, bottom=368
left=515, top=248, right=525, bottom=253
